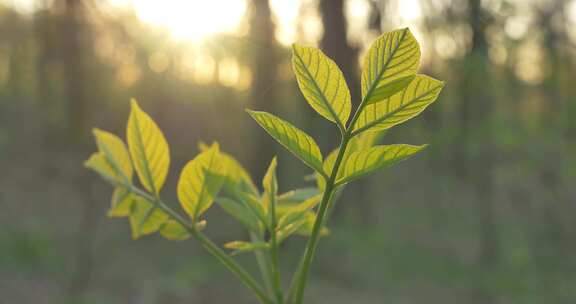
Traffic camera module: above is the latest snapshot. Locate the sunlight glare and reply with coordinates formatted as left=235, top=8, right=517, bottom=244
left=113, top=0, right=247, bottom=43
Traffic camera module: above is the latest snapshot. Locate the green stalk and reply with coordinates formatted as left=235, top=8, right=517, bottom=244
left=269, top=178, right=284, bottom=303
left=289, top=92, right=373, bottom=304
left=289, top=135, right=350, bottom=304
left=120, top=184, right=274, bottom=304
left=250, top=231, right=275, bottom=298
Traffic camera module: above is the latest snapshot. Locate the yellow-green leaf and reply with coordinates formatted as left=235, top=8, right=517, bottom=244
left=177, top=143, right=225, bottom=221
left=336, top=144, right=427, bottom=185
left=127, top=99, right=170, bottom=194
left=160, top=220, right=191, bottom=241
left=86, top=129, right=133, bottom=183
left=361, top=28, right=420, bottom=105
left=224, top=241, right=269, bottom=255
left=107, top=187, right=133, bottom=218
left=292, top=44, right=351, bottom=127
left=262, top=157, right=278, bottom=212
left=216, top=197, right=261, bottom=232
left=199, top=141, right=258, bottom=195
left=295, top=212, right=330, bottom=237
left=237, top=191, right=268, bottom=227
left=247, top=110, right=324, bottom=175
left=277, top=188, right=319, bottom=205
left=354, top=75, right=444, bottom=134
left=277, top=195, right=321, bottom=230
left=84, top=153, right=117, bottom=182
left=129, top=196, right=169, bottom=239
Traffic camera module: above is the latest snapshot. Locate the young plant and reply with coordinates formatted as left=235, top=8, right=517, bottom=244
left=85, top=28, right=444, bottom=304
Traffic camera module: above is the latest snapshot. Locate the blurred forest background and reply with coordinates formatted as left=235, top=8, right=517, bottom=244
left=1, top=0, right=576, bottom=303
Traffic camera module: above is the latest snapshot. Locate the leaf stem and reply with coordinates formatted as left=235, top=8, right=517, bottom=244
left=119, top=183, right=274, bottom=304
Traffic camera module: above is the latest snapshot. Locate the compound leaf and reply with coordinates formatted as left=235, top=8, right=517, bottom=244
left=292, top=44, right=351, bottom=127
left=127, top=99, right=170, bottom=195
left=247, top=110, right=324, bottom=175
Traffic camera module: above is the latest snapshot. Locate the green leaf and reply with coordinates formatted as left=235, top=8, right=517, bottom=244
left=292, top=44, right=351, bottom=127
left=336, top=144, right=427, bottom=185
left=237, top=191, right=268, bottom=228
left=366, top=75, right=416, bottom=105
left=216, top=197, right=261, bottom=232
left=160, top=220, right=191, bottom=241
left=361, top=28, right=420, bottom=106
left=84, top=153, right=117, bottom=183
left=295, top=212, right=330, bottom=237
left=177, top=143, right=225, bottom=221
left=277, top=195, right=321, bottom=230
left=277, top=188, right=319, bottom=205
left=199, top=141, right=258, bottom=195
left=276, top=219, right=306, bottom=243
left=262, top=157, right=278, bottom=212
left=224, top=241, right=270, bottom=255
left=354, top=75, right=444, bottom=134
left=85, top=129, right=133, bottom=183
left=127, top=99, right=170, bottom=195
left=355, top=130, right=388, bottom=149
left=129, top=196, right=169, bottom=239
left=247, top=110, right=325, bottom=175
left=107, top=187, right=133, bottom=218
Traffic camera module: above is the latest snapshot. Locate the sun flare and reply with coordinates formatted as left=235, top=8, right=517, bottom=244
left=114, top=0, right=247, bottom=42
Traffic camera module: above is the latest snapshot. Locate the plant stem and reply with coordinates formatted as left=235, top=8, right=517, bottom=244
left=290, top=135, right=350, bottom=304
left=121, top=184, right=274, bottom=304
left=269, top=180, right=284, bottom=303
left=251, top=231, right=275, bottom=298
left=290, top=90, right=373, bottom=304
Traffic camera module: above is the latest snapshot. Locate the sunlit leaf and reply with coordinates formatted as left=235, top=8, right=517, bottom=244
left=85, top=129, right=133, bottom=183
left=199, top=141, right=258, bottom=195
left=277, top=188, right=319, bottom=205
left=177, top=143, right=225, bottom=221
left=295, top=212, right=330, bottom=237
left=361, top=28, right=420, bottom=105
left=277, top=195, right=321, bottom=230
left=107, top=187, right=133, bottom=218
left=160, top=220, right=191, bottom=241
left=355, top=130, right=388, bottom=149
left=237, top=191, right=268, bottom=227
left=354, top=75, right=444, bottom=134
left=337, top=144, right=427, bottom=185
left=276, top=219, right=306, bottom=243
left=127, top=99, right=170, bottom=194
left=216, top=197, right=261, bottom=232
left=292, top=44, right=351, bottom=127
left=247, top=110, right=324, bottom=175
left=84, top=153, right=117, bottom=182
left=224, top=241, right=270, bottom=255
left=262, top=157, right=278, bottom=213
left=129, top=196, right=169, bottom=239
